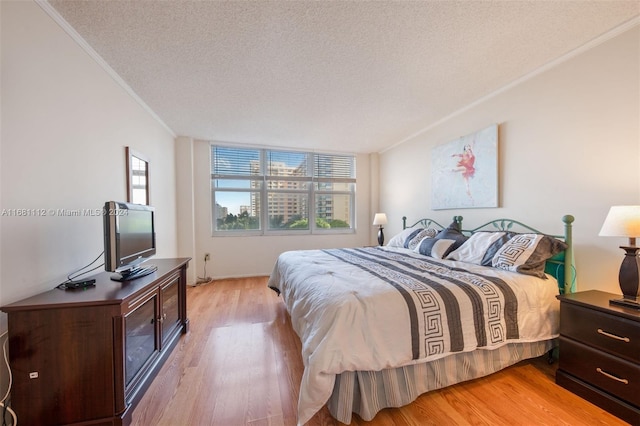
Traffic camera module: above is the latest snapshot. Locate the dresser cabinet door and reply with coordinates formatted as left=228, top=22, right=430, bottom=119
left=160, top=273, right=181, bottom=347
left=124, top=290, right=159, bottom=400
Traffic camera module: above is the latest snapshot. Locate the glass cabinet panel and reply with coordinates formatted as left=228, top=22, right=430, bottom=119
left=124, top=294, right=158, bottom=386
left=161, top=277, right=180, bottom=345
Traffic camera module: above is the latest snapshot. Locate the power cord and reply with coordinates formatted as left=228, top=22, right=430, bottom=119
left=55, top=251, right=104, bottom=290
left=195, top=254, right=212, bottom=286
left=0, top=332, right=17, bottom=425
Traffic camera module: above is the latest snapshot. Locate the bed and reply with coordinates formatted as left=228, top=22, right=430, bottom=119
left=268, top=215, right=575, bottom=425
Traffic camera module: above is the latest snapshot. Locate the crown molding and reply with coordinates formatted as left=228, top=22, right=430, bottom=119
left=382, top=16, right=640, bottom=154
left=36, top=0, right=176, bottom=138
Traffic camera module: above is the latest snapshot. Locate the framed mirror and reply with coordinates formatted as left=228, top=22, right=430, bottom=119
left=126, top=147, right=150, bottom=205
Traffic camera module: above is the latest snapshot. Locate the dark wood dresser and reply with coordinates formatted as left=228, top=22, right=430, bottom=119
left=556, top=290, right=640, bottom=425
left=1, top=258, right=190, bottom=426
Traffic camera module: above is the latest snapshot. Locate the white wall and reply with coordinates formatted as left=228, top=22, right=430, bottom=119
left=380, top=25, right=640, bottom=295
left=0, top=4, right=180, bottom=419
left=177, top=139, right=375, bottom=279
left=0, top=1, right=179, bottom=315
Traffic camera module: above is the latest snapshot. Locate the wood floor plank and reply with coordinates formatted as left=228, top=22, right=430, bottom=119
left=131, top=276, right=630, bottom=426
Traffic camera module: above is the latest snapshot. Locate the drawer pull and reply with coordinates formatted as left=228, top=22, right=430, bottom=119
left=596, top=368, right=629, bottom=385
left=597, top=328, right=630, bottom=342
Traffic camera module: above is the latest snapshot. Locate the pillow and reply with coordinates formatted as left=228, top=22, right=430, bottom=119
left=387, top=228, right=420, bottom=248
left=404, top=227, right=437, bottom=250
left=387, top=227, right=436, bottom=248
left=415, top=221, right=467, bottom=259
left=491, top=233, right=568, bottom=278
left=446, top=231, right=512, bottom=265
left=415, top=238, right=459, bottom=259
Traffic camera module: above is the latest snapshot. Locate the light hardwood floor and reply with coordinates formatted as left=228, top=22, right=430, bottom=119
left=131, top=277, right=628, bottom=426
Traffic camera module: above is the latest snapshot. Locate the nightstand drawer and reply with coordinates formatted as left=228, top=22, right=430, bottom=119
left=559, top=337, right=640, bottom=407
left=560, top=303, right=639, bottom=362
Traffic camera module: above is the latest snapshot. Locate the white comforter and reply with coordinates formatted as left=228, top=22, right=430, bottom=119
left=267, top=246, right=560, bottom=425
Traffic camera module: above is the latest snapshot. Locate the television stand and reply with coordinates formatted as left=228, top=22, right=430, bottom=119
left=111, top=264, right=158, bottom=281
left=1, top=258, right=190, bottom=426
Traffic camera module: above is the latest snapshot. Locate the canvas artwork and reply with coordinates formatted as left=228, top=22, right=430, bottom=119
left=431, top=124, right=498, bottom=210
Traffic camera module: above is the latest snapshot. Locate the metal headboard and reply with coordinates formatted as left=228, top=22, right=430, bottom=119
left=402, top=215, right=462, bottom=231
left=400, top=215, right=575, bottom=294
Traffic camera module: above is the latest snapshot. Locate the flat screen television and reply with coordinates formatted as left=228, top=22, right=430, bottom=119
left=103, top=201, right=157, bottom=281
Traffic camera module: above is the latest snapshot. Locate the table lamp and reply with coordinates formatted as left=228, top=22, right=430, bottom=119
left=599, top=205, right=640, bottom=309
left=373, top=213, right=388, bottom=246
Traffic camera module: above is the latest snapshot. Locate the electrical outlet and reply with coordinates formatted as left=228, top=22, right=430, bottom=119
left=204, top=253, right=210, bottom=262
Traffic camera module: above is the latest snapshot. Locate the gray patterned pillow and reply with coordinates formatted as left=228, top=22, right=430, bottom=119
left=415, top=222, right=468, bottom=259
left=491, top=233, right=567, bottom=278
left=404, top=228, right=437, bottom=250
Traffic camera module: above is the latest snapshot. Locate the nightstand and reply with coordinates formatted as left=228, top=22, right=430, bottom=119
left=556, top=290, right=640, bottom=425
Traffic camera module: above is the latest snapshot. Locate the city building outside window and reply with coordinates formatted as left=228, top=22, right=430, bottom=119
left=211, top=145, right=356, bottom=235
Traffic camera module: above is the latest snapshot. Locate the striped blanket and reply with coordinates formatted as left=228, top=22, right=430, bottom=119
left=268, top=246, right=560, bottom=425
left=324, top=248, right=520, bottom=360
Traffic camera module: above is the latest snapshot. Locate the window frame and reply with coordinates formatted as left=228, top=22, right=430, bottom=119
left=211, top=144, right=356, bottom=236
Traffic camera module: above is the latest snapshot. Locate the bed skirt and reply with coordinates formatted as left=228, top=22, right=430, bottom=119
left=327, top=339, right=556, bottom=424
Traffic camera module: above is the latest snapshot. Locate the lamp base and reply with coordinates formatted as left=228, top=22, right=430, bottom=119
left=609, top=297, right=640, bottom=310
left=377, top=227, right=385, bottom=246
left=617, top=245, right=640, bottom=301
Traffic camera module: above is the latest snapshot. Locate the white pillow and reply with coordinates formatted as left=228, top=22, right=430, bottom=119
left=387, top=228, right=420, bottom=247
left=446, top=231, right=508, bottom=264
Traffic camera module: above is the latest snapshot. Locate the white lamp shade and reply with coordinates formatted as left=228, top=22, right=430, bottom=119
left=372, top=213, right=388, bottom=226
left=599, top=206, right=640, bottom=237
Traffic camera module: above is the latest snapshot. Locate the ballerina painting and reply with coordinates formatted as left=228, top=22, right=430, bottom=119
left=431, top=124, right=498, bottom=209
left=451, top=143, right=476, bottom=199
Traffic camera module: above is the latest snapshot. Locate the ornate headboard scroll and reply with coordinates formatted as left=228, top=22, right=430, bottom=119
left=402, top=215, right=462, bottom=231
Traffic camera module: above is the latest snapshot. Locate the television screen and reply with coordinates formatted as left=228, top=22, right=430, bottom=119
left=118, top=209, right=154, bottom=262
left=104, top=201, right=156, bottom=281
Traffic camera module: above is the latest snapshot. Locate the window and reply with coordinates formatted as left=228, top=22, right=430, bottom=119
left=211, top=145, right=356, bottom=235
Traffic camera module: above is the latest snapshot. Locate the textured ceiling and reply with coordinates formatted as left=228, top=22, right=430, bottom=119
left=46, top=0, right=639, bottom=153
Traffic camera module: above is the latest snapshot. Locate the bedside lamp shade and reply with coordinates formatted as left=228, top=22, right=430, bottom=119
left=373, top=213, right=387, bottom=246
left=372, top=213, right=388, bottom=226
left=599, top=205, right=640, bottom=309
